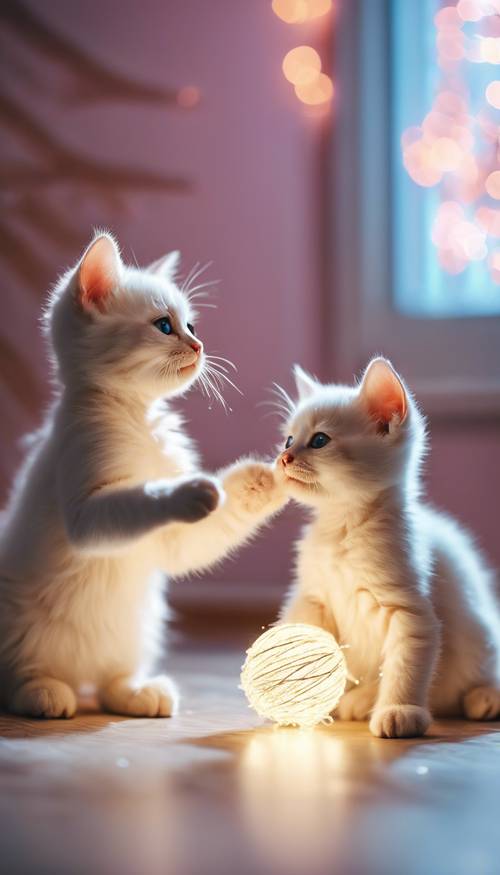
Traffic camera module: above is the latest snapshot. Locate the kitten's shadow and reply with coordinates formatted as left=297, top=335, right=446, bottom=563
left=0, top=700, right=127, bottom=739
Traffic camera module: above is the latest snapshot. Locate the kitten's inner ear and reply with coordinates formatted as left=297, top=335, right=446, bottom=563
left=293, top=364, right=318, bottom=401
left=77, top=234, right=122, bottom=312
left=360, top=358, right=408, bottom=428
left=147, top=250, right=181, bottom=279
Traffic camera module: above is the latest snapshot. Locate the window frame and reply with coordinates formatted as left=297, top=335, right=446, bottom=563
left=327, top=0, right=500, bottom=417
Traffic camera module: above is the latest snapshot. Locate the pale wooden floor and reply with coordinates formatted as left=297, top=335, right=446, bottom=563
left=1, top=636, right=499, bottom=875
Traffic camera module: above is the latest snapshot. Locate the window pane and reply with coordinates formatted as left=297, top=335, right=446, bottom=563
left=391, top=0, right=500, bottom=318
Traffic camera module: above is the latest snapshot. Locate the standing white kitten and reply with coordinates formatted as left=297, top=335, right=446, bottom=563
left=276, top=358, right=500, bottom=737
left=0, top=232, right=285, bottom=719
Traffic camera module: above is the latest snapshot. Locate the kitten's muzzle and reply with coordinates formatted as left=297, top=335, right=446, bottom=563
left=280, top=452, right=317, bottom=486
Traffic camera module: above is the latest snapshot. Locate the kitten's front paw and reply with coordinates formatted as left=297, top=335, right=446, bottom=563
left=171, top=476, right=223, bottom=523
left=100, top=675, right=179, bottom=718
left=224, top=460, right=286, bottom=515
left=10, top=678, right=77, bottom=719
left=369, top=704, right=431, bottom=738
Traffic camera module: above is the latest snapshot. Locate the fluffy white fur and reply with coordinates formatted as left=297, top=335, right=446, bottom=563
left=277, top=359, right=500, bottom=738
left=0, top=233, right=286, bottom=719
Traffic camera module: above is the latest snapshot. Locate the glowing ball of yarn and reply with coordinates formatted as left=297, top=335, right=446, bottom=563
left=240, top=623, right=347, bottom=728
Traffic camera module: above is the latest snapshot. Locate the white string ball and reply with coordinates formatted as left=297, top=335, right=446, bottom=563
left=240, top=623, right=347, bottom=728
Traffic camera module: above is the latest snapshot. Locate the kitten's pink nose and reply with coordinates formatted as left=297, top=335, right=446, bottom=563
left=282, top=451, right=294, bottom=466
left=190, top=340, right=202, bottom=355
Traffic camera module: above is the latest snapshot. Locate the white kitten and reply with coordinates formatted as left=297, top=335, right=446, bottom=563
left=276, top=358, right=500, bottom=737
left=0, top=232, right=286, bottom=719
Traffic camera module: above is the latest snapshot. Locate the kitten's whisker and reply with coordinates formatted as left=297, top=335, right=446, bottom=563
left=198, top=363, right=229, bottom=412
left=186, top=280, right=219, bottom=300
left=183, top=262, right=213, bottom=296
left=202, top=370, right=229, bottom=413
left=206, top=354, right=238, bottom=372
left=130, top=247, right=140, bottom=270
left=180, top=262, right=200, bottom=294
left=270, top=381, right=294, bottom=415
left=204, top=363, right=243, bottom=396
left=191, top=302, right=217, bottom=311
left=257, top=399, right=290, bottom=420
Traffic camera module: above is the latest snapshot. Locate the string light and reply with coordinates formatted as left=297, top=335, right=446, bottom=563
left=402, top=1, right=500, bottom=282
left=240, top=623, right=347, bottom=728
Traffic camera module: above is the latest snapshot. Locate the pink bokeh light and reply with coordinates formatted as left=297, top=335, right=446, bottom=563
left=402, top=0, right=500, bottom=284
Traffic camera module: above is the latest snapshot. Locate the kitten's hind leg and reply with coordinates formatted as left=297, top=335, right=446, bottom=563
left=463, top=685, right=500, bottom=721
left=9, top=677, right=77, bottom=718
left=99, top=674, right=178, bottom=718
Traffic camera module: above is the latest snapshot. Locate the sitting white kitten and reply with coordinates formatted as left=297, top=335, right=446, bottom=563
left=0, top=232, right=286, bottom=719
left=276, top=358, right=500, bottom=737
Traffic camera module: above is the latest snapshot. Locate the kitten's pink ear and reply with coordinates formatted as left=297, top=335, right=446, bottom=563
left=147, top=250, right=180, bottom=279
left=360, top=358, right=408, bottom=429
left=77, top=234, right=122, bottom=312
left=293, top=364, right=318, bottom=401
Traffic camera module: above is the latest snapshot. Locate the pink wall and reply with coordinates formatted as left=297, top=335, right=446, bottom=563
left=1, top=2, right=498, bottom=613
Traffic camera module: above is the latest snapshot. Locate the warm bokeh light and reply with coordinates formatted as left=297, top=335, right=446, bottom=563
left=486, top=171, right=500, bottom=200
left=176, top=86, right=201, bottom=109
left=295, top=72, right=334, bottom=105
left=489, top=249, right=500, bottom=283
left=476, top=206, right=500, bottom=237
left=485, top=81, right=500, bottom=110
left=479, top=37, right=500, bottom=64
left=403, top=139, right=443, bottom=187
left=304, top=0, right=333, bottom=19
left=272, top=0, right=332, bottom=23
left=282, top=46, right=321, bottom=86
left=272, top=0, right=309, bottom=23
left=434, top=6, right=462, bottom=29
left=431, top=137, right=463, bottom=171
left=402, top=1, right=500, bottom=281
left=432, top=200, right=488, bottom=271
left=457, top=0, right=488, bottom=22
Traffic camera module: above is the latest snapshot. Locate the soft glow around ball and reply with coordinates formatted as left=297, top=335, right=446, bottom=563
left=240, top=623, right=347, bottom=728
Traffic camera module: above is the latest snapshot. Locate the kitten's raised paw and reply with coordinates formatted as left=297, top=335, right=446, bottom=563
left=171, top=476, right=223, bottom=523
left=463, top=685, right=500, bottom=721
left=336, top=685, right=376, bottom=721
left=10, top=677, right=77, bottom=719
left=225, top=460, right=286, bottom=515
left=369, top=704, right=431, bottom=738
left=99, top=675, right=178, bottom=717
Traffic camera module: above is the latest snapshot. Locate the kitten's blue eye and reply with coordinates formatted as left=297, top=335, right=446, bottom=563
left=187, top=322, right=195, bottom=336
left=154, top=317, right=173, bottom=336
left=308, top=432, right=330, bottom=449
left=285, top=435, right=293, bottom=449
